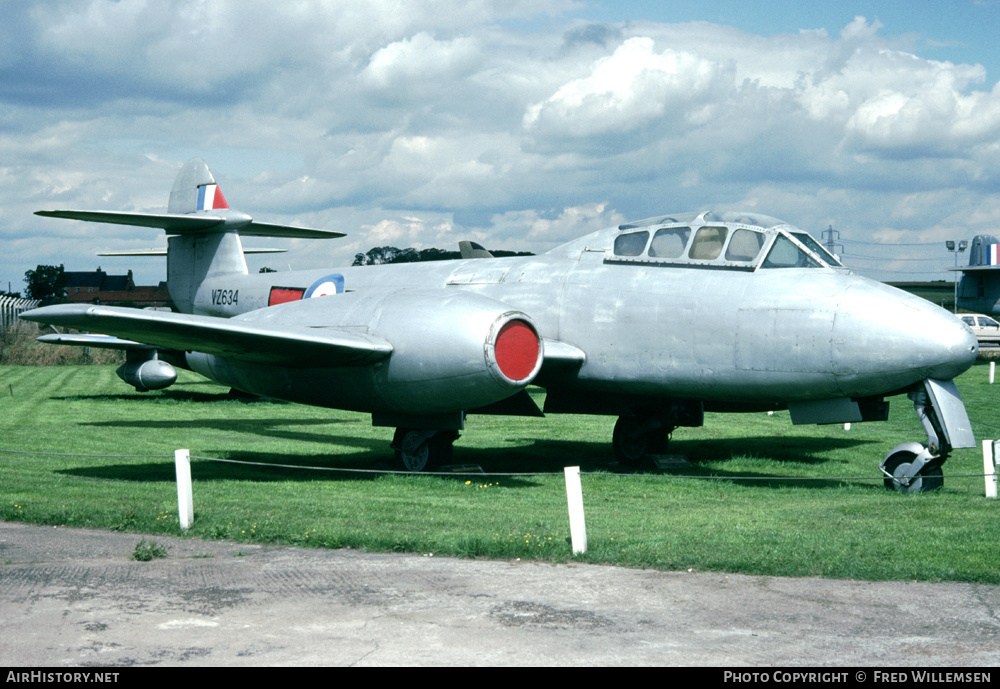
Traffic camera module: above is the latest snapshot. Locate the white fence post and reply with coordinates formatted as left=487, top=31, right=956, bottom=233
left=984, top=441, right=998, bottom=499
left=175, top=449, right=194, bottom=529
left=564, top=466, right=587, bottom=555
left=991, top=362, right=996, bottom=385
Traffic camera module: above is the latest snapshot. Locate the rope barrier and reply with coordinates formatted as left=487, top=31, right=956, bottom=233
left=2, top=446, right=995, bottom=482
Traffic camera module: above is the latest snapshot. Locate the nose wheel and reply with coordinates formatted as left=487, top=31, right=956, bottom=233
left=881, top=446, right=944, bottom=493
left=879, top=380, right=970, bottom=494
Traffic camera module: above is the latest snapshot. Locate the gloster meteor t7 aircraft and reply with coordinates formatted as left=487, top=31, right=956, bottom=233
left=24, top=159, right=978, bottom=492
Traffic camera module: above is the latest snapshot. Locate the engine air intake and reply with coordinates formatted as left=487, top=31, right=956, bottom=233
left=492, top=318, right=541, bottom=383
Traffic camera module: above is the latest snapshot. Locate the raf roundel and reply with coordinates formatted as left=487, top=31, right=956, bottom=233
left=304, top=274, right=345, bottom=299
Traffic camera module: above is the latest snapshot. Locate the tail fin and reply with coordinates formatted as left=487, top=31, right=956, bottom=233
left=955, top=234, right=1000, bottom=315
left=459, top=240, right=494, bottom=259
left=967, top=235, right=1000, bottom=268
left=168, top=157, right=229, bottom=213
left=35, top=158, right=344, bottom=313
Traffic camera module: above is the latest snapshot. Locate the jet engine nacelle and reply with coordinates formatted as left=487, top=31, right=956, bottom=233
left=116, top=358, right=178, bottom=392
left=186, top=289, right=544, bottom=416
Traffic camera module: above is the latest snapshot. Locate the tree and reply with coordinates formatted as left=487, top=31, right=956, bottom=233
left=352, top=246, right=534, bottom=266
left=23, top=264, right=66, bottom=304
left=353, top=246, right=420, bottom=266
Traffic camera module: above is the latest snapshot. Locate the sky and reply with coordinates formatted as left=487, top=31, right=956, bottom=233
left=3, top=0, right=1000, bottom=292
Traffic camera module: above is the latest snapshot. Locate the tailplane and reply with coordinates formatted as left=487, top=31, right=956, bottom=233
left=35, top=158, right=344, bottom=312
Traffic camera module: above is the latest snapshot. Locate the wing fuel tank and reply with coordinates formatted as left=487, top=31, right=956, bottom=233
left=117, top=359, right=178, bottom=392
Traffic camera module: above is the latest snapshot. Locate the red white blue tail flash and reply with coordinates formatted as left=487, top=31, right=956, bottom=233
left=197, top=184, right=229, bottom=211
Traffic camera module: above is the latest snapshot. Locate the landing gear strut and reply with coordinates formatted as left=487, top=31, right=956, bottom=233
left=880, top=383, right=958, bottom=494
left=391, top=429, right=458, bottom=472
left=613, top=415, right=672, bottom=467
left=612, top=401, right=702, bottom=467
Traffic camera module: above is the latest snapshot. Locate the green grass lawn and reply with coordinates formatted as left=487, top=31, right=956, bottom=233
left=2, top=363, right=999, bottom=582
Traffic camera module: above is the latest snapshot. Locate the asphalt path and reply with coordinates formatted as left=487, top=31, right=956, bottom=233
left=1, top=521, right=998, bottom=667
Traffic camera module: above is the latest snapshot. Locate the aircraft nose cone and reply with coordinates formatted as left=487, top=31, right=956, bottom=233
left=832, top=281, right=978, bottom=395
left=926, top=311, right=979, bottom=380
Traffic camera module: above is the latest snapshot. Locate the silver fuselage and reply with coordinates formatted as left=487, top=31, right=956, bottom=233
left=183, top=220, right=977, bottom=415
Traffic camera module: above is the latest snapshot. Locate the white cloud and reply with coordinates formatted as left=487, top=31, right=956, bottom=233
left=523, top=37, right=730, bottom=141
left=3, top=5, right=1000, bottom=288
left=485, top=203, right=624, bottom=247
left=363, top=33, right=482, bottom=93
left=843, top=63, right=1000, bottom=155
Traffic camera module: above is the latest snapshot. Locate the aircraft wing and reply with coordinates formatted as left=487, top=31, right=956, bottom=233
left=21, top=305, right=392, bottom=366
left=537, top=338, right=586, bottom=384
left=541, top=339, right=586, bottom=365
left=35, top=333, right=158, bottom=351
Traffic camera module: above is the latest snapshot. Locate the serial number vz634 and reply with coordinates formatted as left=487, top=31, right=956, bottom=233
left=212, top=289, right=238, bottom=306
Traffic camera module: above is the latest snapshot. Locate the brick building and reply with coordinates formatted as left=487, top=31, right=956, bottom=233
left=64, top=269, right=172, bottom=308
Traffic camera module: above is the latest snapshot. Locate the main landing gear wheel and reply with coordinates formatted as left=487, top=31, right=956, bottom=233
left=882, top=448, right=944, bottom=494
left=391, top=429, right=457, bottom=472
left=612, top=415, right=671, bottom=468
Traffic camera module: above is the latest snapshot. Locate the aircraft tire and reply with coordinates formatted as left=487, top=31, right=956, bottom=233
left=613, top=415, right=672, bottom=467
left=882, top=450, right=944, bottom=493
left=392, top=429, right=456, bottom=472
left=612, top=416, right=647, bottom=467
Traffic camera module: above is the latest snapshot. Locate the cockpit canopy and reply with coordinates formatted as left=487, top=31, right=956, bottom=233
left=608, top=211, right=842, bottom=270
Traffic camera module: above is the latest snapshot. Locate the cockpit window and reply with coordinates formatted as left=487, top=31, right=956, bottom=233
left=614, top=231, right=649, bottom=257
left=792, top=232, right=842, bottom=267
left=762, top=234, right=822, bottom=269
left=725, top=229, right=765, bottom=262
left=689, top=226, right=728, bottom=260
left=648, top=227, right=691, bottom=258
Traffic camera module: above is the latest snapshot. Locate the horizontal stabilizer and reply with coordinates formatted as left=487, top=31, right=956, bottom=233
left=36, top=209, right=222, bottom=232
left=239, top=221, right=344, bottom=239
left=35, top=209, right=345, bottom=239
left=22, top=304, right=392, bottom=367
left=98, top=247, right=287, bottom=257
left=948, top=264, right=1000, bottom=272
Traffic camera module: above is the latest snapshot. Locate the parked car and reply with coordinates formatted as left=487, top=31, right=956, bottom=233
left=959, top=313, right=1000, bottom=346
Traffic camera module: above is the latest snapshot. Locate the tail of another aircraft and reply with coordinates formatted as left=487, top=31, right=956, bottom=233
left=956, top=234, right=1000, bottom=315
left=35, top=158, right=344, bottom=313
